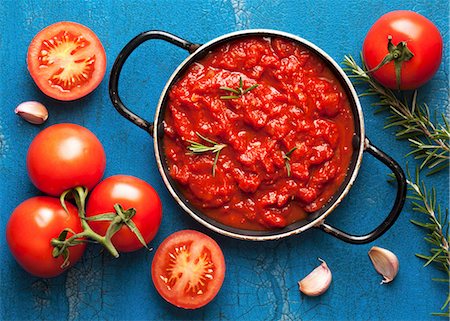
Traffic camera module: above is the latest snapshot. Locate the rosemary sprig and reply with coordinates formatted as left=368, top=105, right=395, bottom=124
left=343, top=55, right=450, bottom=175
left=220, top=76, right=259, bottom=99
left=283, top=147, right=297, bottom=177
left=406, top=167, right=449, bottom=317
left=345, top=53, right=449, bottom=316
left=186, top=132, right=226, bottom=176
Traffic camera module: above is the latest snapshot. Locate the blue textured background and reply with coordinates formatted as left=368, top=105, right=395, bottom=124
left=0, top=1, right=448, bottom=320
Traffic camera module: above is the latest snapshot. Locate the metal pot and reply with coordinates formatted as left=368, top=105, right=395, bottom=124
left=109, top=29, right=406, bottom=243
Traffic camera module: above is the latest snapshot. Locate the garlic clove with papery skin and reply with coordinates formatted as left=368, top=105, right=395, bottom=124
left=15, top=101, right=48, bottom=125
left=298, top=258, right=332, bottom=296
left=368, top=246, right=399, bottom=284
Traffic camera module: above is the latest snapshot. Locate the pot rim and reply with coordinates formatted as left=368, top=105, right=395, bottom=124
left=153, top=29, right=365, bottom=241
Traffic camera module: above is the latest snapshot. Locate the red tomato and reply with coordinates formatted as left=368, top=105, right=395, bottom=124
left=362, top=10, right=443, bottom=89
left=86, top=175, right=163, bottom=252
left=27, top=123, right=106, bottom=196
left=6, top=197, right=86, bottom=278
left=27, top=21, right=106, bottom=101
left=151, top=230, right=226, bottom=309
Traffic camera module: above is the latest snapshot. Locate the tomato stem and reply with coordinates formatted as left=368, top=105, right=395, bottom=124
left=55, top=187, right=120, bottom=259
left=112, top=204, right=151, bottom=251
left=53, top=230, right=119, bottom=257
left=54, top=186, right=154, bottom=268
left=366, top=35, right=414, bottom=89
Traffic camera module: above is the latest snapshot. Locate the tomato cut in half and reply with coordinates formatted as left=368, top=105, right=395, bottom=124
left=27, top=21, right=106, bottom=101
left=151, top=230, right=226, bottom=309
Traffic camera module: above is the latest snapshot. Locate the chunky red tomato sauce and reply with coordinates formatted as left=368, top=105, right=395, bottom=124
left=163, top=36, right=354, bottom=230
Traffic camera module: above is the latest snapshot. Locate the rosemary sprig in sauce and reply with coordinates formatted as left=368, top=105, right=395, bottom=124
left=186, top=132, right=226, bottom=176
left=220, top=76, right=259, bottom=99
left=283, top=147, right=297, bottom=177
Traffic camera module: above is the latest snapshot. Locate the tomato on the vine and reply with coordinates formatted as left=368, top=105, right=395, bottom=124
left=362, top=10, right=442, bottom=90
left=27, top=21, right=106, bottom=101
left=27, top=123, right=106, bottom=196
left=6, top=197, right=86, bottom=278
left=151, top=230, right=225, bottom=309
left=86, top=175, right=162, bottom=252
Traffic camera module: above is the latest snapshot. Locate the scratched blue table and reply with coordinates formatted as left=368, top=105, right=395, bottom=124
left=0, top=1, right=448, bottom=320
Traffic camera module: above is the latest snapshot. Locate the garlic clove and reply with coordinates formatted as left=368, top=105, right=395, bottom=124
left=368, top=246, right=399, bottom=284
left=298, top=258, right=332, bottom=296
left=15, top=101, right=48, bottom=125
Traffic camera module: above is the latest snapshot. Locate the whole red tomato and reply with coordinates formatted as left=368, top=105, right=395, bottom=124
left=27, top=123, right=106, bottom=196
left=86, top=175, right=163, bottom=252
left=362, top=10, right=442, bottom=90
left=6, top=197, right=86, bottom=278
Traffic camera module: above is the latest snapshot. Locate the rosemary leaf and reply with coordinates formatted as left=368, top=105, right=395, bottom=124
left=242, top=83, right=259, bottom=94
left=219, top=86, right=240, bottom=94
left=195, top=132, right=220, bottom=145
left=432, top=278, right=450, bottom=283
left=427, top=163, right=449, bottom=176
left=424, top=249, right=444, bottom=267
left=220, top=95, right=240, bottom=100
left=282, top=147, right=297, bottom=177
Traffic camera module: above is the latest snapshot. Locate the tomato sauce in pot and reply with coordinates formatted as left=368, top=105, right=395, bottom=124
left=163, top=36, right=354, bottom=230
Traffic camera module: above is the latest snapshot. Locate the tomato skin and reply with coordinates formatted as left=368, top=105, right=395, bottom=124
left=6, top=197, right=86, bottom=278
left=362, top=10, right=443, bottom=90
left=27, top=123, right=106, bottom=196
left=152, top=230, right=225, bottom=309
left=86, top=175, right=162, bottom=252
left=27, top=21, right=106, bottom=101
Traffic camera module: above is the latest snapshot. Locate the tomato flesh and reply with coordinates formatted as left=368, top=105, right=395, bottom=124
left=38, top=30, right=96, bottom=91
left=27, top=21, right=106, bottom=101
left=86, top=175, right=163, bottom=252
left=6, top=197, right=86, bottom=278
left=152, top=230, right=225, bottom=309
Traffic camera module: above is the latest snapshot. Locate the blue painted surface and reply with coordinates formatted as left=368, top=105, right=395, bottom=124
left=0, top=1, right=448, bottom=320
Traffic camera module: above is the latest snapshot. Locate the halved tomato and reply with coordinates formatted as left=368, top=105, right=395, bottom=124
left=151, top=230, right=226, bottom=309
left=27, top=21, right=106, bottom=101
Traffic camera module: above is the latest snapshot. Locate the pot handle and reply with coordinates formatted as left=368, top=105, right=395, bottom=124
left=316, top=138, right=407, bottom=244
left=109, top=30, right=200, bottom=134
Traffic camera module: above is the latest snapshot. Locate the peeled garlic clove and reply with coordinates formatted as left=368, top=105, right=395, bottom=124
left=368, top=246, right=399, bottom=284
left=15, top=101, right=48, bottom=125
left=298, top=258, right=332, bottom=296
